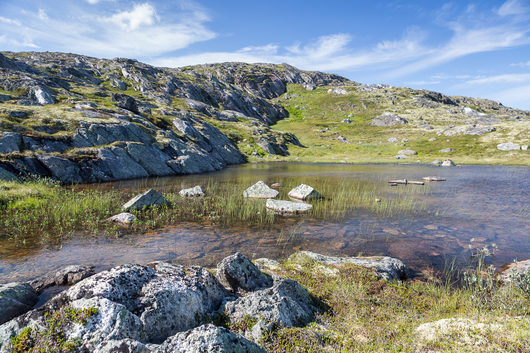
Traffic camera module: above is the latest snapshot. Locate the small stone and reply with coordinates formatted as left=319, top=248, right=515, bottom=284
left=121, top=189, right=169, bottom=212
left=441, top=159, right=456, bottom=167
left=216, top=253, right=273, bottom=293
left=288, top=184, right=322, bottom=200
left=243, top=181, right=279, bottom=199
left=428, top=137, right=437, bottom=142
left=439, top=148, right=454, bottom=153
left=271, top=183, right=280, bottom=188
left=497, top=142, right=521, bottom=151
left=387, top=137, right=398, bottom=143
left=375, top=198, right=381, bottom=202
left=179, top=185, right=204, bottom=197
left=370, top=113, right=408, bottom=127
left=108, top=212, right=137, bottom=225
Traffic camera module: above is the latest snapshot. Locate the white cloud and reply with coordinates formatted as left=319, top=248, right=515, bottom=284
left=108, top=3, right=158, bottom=31
left=0, top=16, right=21, bottom=26
left=463, top=73, right=530, bottom=85
left=0, top=2, right=216, bottom=58
left=511, top=60, right=530, bottom=68
left=498, top=0, right=527, bottom=16
left=86, top=0, right=101, bottom=4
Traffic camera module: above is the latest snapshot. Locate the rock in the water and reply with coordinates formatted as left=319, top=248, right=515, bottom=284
left=179, top=186, right=204, bottom=197
left=289, top=251, right=408, bottom=280
left=156, top=324, right=266, bottom=353
left=122, top=189, right=169, bottom=212
left=441, top=159, right=456, bottom=167
left=431, top=159, right=443, bottom=165
left=108, top=212, right=137, bottom=225
left=370, top=113, right=408, bottom=127
left=265, top=199, right=312, bottom=215
left=216, top=253, right=273, bottom=293
left=498, top=259, right=530, bottom=283
left=112, top=93, right=139, bottom=114
left=288, top=184, right=322, bottom=200
left=223, top=278, right=319, bottom=330
left=30, top=265, right=95, bottom=293
left=243, top=181, right=279, bottom=199
left=497, top=142, right=521, bottom=151
left=397, top=149, right=417, bottom=156
left=0, top=283, right=38, bottom=324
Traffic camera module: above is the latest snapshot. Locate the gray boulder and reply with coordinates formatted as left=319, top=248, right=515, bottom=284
left=107, top=212, right=137, bottom=225
left=370, top=113, right=408, bottom=127
left=216, top=253, right=273, bottom=293
left=397, top=149, right=417, bottom=156
left=156, top=324, right=265, bottom=353
left=289, top=251, right=408, bottom=280
left=0, top=283, right=38, bottom=324
left=112, top=93, right=139, bottom=114
left=441, top=159, right=456, bottom=167
left=122, top=189, right=169, bottom=212
left=288, top=184, right=322, bottom=200
left=266, top=199, right=312, bottom=215
left=29, top=85, right=55, bottom=105
left=223, top=278, right=319, bottom=329
left=497, top=142, right=521, bottom=151
left=243, top=181, right=279, bottom=199
left=0, top=167, right=18, bottom=182
left=179, top=186, right=204, bottom=197
left=30, top=265, right=95, bottom=294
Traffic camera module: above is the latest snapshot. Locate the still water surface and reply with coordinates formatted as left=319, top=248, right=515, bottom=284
left=0, top=163, right=528, bottom=283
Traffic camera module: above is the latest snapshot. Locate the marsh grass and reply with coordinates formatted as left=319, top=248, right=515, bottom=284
left=260, top=255, right=530, bottom=352
left=0, top=176, right=434, bottom=244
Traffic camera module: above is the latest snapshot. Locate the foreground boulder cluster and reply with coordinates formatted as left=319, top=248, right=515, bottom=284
left=0, top=251, right=408, bottom=353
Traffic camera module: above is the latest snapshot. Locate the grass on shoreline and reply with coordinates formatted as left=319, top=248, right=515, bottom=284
left=0, top=176, right=433, bottom=244
left=258, top=252, right=530, bottom=352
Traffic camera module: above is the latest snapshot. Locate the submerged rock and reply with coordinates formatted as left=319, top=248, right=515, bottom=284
left=179, top=186, right=204, bottom=197
left=265, top=199, right=312, bottom=215
left=289, top=251, right=408, bottom=280
left=0, top=283, right=38, bottom=324
left=288, top=184, right=322, bottom=200
left=108, top=212, right=137, bottom=225
left=157, top=324, right=266, bottom=353
left=30, top=265, right=95, bottom=294
left=243, top=181, right=279, bottom=199
left=216, top=253, right=273, bottom=293
left=122, top=189, right=169, bottom=212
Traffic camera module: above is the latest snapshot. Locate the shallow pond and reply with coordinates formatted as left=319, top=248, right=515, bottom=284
left=1, top=162, right=529, bottom=283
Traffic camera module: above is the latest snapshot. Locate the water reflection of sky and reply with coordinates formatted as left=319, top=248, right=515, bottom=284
left=1, top=163, right=528, bottom=283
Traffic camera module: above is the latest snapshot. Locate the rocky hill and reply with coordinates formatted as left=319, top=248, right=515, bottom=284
left=0, top=51, right=528, bottom=183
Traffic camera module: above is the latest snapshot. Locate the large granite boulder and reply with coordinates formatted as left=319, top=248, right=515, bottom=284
left=156, top=324, right=266, bottom=353
left=266, top=199, right=312, bottom=215
left=0, top=283, right=38, bottom=325
left=288, top=184, right=322, bottom=201
left=289, top=251, right=408, bottom=280
left=122, top=189, right=169, bottom=212
left=216, top=253, right=273, bottom=293
left=243, top=181, right=279, bottom=199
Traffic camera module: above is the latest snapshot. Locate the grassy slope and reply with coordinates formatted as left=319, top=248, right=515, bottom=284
left=263, top=84, right=529, bottom=166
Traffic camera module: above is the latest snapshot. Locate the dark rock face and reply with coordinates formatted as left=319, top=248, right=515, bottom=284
left=0, top=52, right=349, bottom=183
left=30, top=265, right=95, bottom=294
left=0, top=283, right=38, bottom=324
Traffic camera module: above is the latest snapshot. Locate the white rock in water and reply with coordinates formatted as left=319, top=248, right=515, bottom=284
left=122, top=189, right=169, bottom=211
left=441, top=159, right=456, bottom=167
left=108, top=212, right=137, bottom=224
left=288, top=184, right=322, bottom=200
left=179, top=185, right=204, bottom=197
left=243, top=181, right=279, bottom=198
left=266, top=199, right=312, bottom=214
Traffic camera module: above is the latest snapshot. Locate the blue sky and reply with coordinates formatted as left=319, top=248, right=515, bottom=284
left=1, top=0, right=530, bottom=109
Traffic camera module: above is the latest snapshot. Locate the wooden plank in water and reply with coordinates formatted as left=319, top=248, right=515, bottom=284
left=422, top=176, right=446, bottom=182
left=388, top=179, right=425, bottom=185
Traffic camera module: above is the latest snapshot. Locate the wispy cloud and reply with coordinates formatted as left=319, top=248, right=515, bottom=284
left=0, top=1, right=216, bottom=58
left=463, top=73, right=530, bottom=85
